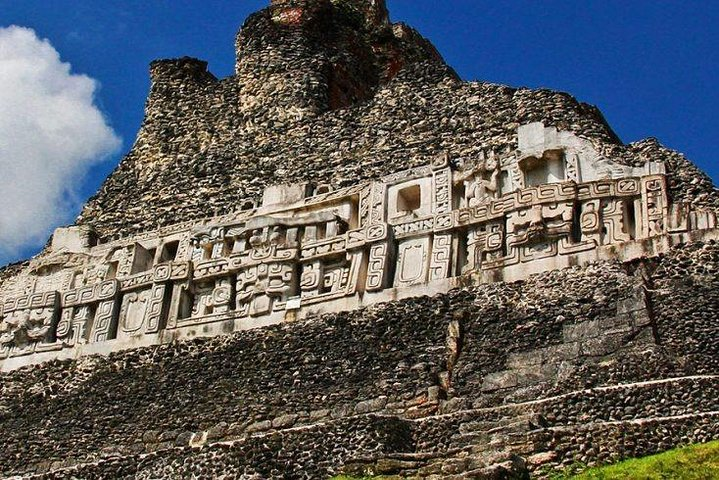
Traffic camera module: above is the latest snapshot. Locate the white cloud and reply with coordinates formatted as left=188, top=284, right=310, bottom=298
left=0, top=26, right=120, bottom=262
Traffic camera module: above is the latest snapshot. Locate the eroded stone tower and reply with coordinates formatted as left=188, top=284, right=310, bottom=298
left=1, top=1, right=718, bottom=478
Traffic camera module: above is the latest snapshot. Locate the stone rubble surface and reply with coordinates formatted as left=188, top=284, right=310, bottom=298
left=1, top=241, right=719, bottom=478
left=1, top=1, right=719, bottom=478
left=69, top=1, right=717, bottom=242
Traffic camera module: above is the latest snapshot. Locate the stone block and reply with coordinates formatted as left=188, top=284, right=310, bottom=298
left=331, top=403, right=355, bottom=419
left=526, top=451, right=557, bottom=466
left=481, top=371, right=518, bottom=392
left=309, top=409, right=330, bottom=421
left=271, top=414, right=298, bottom=429
left=355, top=396, right=388, bottom=414
left=141, top=430, right=160, bottom=443
left=206, top=422, right=228, bottom=440
left=50, top=226, right=97, bottom=253
left=245, top=420, right=272, bottom=433
left=262, top=183, right=310, bottom=207
left=579, top=334, right=627, bottom=357
left=518, top=122, right=550, bottom=155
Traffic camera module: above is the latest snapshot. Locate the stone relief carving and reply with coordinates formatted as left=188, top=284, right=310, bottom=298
left=0, top=308, right=54, bottom=350
left=237, top=262, right=294, bottom=317
left=1, top=122, right=712, bottom=364
left=457, top=152, right=502, bottom=207
left=395, top=238, right=430, bottom=288
left=0, top=292, right=60, bottom=358
left=56, top=305, right=93, bottom=347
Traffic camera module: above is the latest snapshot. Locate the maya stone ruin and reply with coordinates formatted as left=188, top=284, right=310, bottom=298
left=1, top=1, right=718, bottom=478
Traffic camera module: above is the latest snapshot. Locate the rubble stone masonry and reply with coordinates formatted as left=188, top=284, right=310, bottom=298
left=1, top=1, right=718, bottom=478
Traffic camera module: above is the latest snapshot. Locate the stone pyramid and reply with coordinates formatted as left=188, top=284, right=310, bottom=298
left=0, top=1, right=718, bottom=478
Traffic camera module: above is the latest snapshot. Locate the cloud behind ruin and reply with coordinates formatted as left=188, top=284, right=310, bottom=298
left=0, top=26, right=120, bottom=262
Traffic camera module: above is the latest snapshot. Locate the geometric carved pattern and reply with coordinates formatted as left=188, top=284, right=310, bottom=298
left=0, top=127, right=687, bottom=365
left=395, top=238, right=430, bottom=288
left=237, top=263, right=294, bottom=317
left=429, top=234, right=452, bottom=281
left=602, top=199, right=632, bottom=244
left=641, top=176, right=668, bottom=238
left=90, top=299, right=119, bottom=343
left=366, top=243, right=389, bottom=292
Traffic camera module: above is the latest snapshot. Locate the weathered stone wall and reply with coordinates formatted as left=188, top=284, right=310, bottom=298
left=73, top=0, right=719, bottom=243
left=2, top=241, right=718, bottom=478
left=0, top=294, right=449, bottom=476
left=651, top=241, right=719, bottom=374
left=1, top=1, right=718, bottom=477
left=27, top=415, right=414, bottom=480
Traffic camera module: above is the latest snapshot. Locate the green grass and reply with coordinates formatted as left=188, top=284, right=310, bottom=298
left=551, top=441, right=719, bottom=479
left=333, top=442, right=719, bottom=480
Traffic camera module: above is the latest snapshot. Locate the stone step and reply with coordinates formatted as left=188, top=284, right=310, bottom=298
left=412, top=450, right=528, bottom=479
left=432, top=375, right=719, bottom=424
left=458, top=413, right=542, bottom=435
left=414, top=410, right=719, bottom=479
left=16, top=377, right=719, bottom=479
left=524, top=411, right=719, bottom=476
left=450, top=414, right=543, bottom=451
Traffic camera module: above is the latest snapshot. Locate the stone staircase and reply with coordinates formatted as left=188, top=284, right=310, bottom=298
left=11, top=376, right=719, bottom=479
left=339, top=375, right=719, bottom=479
left=338, top=411, right=542, bottom=478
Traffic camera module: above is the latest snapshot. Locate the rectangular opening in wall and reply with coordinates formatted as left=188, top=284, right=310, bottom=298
left=499, top=170, right=510, bottom=195
left=179, top=288, right=194, bottom=320
left=303, top=226, right=318, bottom=242
left=130, top=244, right=156, bottom=274
left=160, top=241, right=179, bottom=262
left=453, top=182, right=465, bottom=209
left=501, top=221, right=508, bottom=258
left=625, top=200, right=637, bottom=240
left=456, top=229, right=469, bottom=276
left=522, top=157, right=548, bottom=187
left=232, top=237, right=247, bottom=254
left=87, top=231, right=99, bottom=248
left=571, top=202, right=582, bottom=243
left=522, top=151, right=565, bottom=187
left=223, top=239, right=234, bottom=257
left=600, top=199, right=609, bottom=243
left=228, top=275, right=238, bottom=311
left=81, top=305, right=97, bottom=343
left=397, top=185, right=421, bottom=213
left=106, top=261, right=119, bottom=280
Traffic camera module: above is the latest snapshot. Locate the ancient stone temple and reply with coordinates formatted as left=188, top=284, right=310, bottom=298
left=1, top=1, right=718, bottom=478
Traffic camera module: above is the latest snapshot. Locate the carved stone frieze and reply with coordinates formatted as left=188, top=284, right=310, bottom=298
left=1, top=122, right=710, bottom=365
left=395, top=237, right=430, bottom=288
left=237, top=262, right=295, bottom=317
left=0, top=291, right=60, bottom=358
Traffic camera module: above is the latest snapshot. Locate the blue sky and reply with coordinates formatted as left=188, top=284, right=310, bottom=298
left=0, top=0, right=717, bottom=264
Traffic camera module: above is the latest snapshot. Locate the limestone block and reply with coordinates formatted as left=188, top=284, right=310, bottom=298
left=51, top=226, right=97, bottom=253
left=262, top=183, right=311, bottom=207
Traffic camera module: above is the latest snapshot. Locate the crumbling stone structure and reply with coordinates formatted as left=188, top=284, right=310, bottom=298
left=1, top=1, right=718, bottom=478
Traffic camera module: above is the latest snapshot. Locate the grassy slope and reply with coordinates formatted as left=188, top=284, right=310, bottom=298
left=332, top=442, right=719, bottom=479
left=557, top=441, right=719, bottom=479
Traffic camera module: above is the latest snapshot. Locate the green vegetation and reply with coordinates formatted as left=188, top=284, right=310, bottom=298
left=334, top=442, right=719, bottom=480
left=549, top=441, right=719, bottom=479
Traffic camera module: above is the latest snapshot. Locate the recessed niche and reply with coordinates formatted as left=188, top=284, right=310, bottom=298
left=397, top=185, right=421, bottom=213
left=521, top=150, right=566, bottom=187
